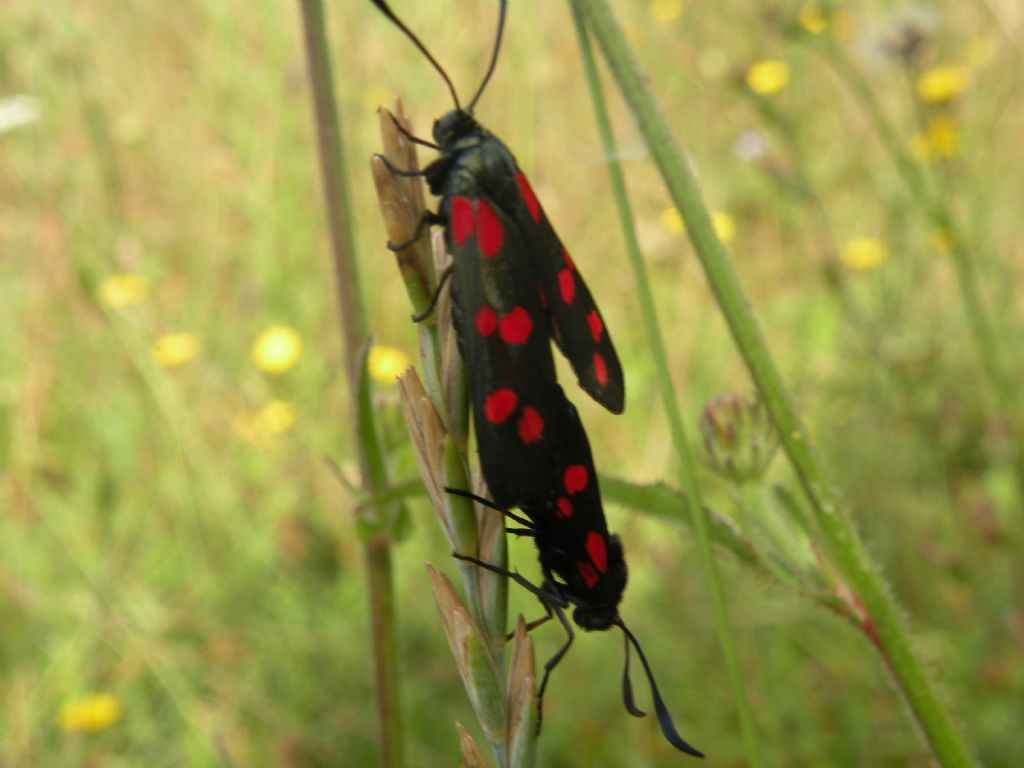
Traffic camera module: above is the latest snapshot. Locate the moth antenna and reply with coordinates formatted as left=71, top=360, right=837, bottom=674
left=370, top=0, right=461, bottom=111
left=466, top=0, right=507, bottom=112
left=616, top=619, right=706, bottom=758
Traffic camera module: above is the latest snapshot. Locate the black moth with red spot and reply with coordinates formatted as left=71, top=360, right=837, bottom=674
left=451, top=384, right=703, bottom=758
left=371, top=0, right=702, bottom=757
left=371, top=0, right=623, bottom=508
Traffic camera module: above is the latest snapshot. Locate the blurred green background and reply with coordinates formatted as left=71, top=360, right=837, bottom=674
left=2, top=0, right=1022, bottom=765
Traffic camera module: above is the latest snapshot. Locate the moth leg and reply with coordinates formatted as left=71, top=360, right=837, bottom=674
left=411, top=265, right=454, bottom=322
left=534, top=603, right=575, bottom=733
left=517, top=601, right=555, bottom=635
left=387, top=111, right=440, bottom=150
left=373, top=152, right=428, bottom=178
left=444, top=487, right=535, bottom=529
left=454, top=553, right=559, bottom=636
left=387, top=211, right=444, bottom=251
left=450, top=552, right=553, bottom=602
left=453, top=550, right=572, bottom=731
left=504, top=527, right=534, bottom=537
left=496, top=600, right=554, bottom=644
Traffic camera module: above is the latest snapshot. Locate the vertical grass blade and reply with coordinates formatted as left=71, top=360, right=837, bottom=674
left=297, top=2, right=402, bottom=765
left=569, top=4, right=765, bottom=764
left=574, top=1, right=979, bottom=765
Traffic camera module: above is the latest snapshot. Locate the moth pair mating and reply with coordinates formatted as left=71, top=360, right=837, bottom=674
left=372, top=0, right=703, bottom=757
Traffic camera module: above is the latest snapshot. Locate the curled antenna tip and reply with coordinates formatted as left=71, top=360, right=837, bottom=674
left=616, top=618, right=706, bottom=758
left=621, top=630, right=646, bottom=718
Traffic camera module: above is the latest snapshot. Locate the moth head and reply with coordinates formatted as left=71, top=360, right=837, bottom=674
left=570, top=534, right=627, bottom=631
left=432, top=109, right=479, bottom=146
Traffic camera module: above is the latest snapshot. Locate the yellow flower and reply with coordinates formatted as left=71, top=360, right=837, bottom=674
left=712, top=211, right=736, bottom=244
left=650, top=0, right=683, bottom=23
left=909, top=116, right=961, bottom=162
left=98, top=273, right=148, bottom=307
left=746, top=60, right=789, bottom=95
left=841, top=238, right=887, bottom=271
left=368, top=345, right=410, bottom=384
left=797, top=3, right=827, bottom=35
left=916, top=66, right=968, bottom=104
left=659, top=206, right=685, bottom=235
left=925, top=116, right=959, bottom=157
left=255, top=400, right=296, bottom=436
left=252, top=325, right=303, bottom=374
left=152, top=333, right=201, bottom=368
left=659, top=207, right=734, bottom=243
left=58, top=693, right=122, bottom=733
left=234, top=400, right=297, bottom=442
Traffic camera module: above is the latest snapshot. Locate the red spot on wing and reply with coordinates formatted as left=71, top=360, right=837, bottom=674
left=563, top=249, right=576, bottom=271
left=577, top=561, right=599, bottom=588
left=476, top=199, right=504, bottom=258
left=499, top=306, right=533, bottom=345
left=586, top=531, right=608, bottom=573
left=556, top=497, right=573, bottom=518
left=475, top=305, right=497, bottom=337
left=517, top=407, right=544, bottom=444
left=558, top=268, right=576, bottom=304
left=564, top=464, right=589, bottom=494
left=451, top=196, right=474, bottom=246
left=593, top=353, right=608, bottom=387
left=516, top=172, right=541, bottom=223
left=484, top=388, right=517, bottom=424
left=587, top=310, right=603, bottom=342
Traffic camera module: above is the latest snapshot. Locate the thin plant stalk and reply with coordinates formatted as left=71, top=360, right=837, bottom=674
left=575, top=1, right=979, bottom=765
left=375, top=108, right=538, bottom=766
left=569, top=4, right=765, bottom=765
left=298, top=2, right=403, bottom=766
left=814, top=35, right=1024, bottom=513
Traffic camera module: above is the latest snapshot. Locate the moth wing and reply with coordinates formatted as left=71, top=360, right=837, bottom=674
left=509, top=170, right=625, bottom=414
left=525, top=390, right=621, bottom=600
left=446, top=190, right=562, bottom=507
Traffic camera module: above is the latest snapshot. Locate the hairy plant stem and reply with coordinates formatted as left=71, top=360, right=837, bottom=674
left=576, top=1, right=978, bottom=765
left=298, top=2, right=402, bottom=766
left=569, top=3, right=764, bottom=764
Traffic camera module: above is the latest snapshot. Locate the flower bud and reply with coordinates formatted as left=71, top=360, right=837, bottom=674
left=700, top=393, right=777, bottom=483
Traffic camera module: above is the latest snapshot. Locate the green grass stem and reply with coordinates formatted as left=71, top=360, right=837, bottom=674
left=576, top=1, right=979, bottom=765
left=569, top=4, right=765, bottom=764
left=375, top=108, right=527, bottom=764
left=298, top=2, right=402, bottom=765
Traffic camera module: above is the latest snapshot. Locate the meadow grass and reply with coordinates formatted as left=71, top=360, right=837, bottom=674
left=2, top=1, right=1022, bottom=765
